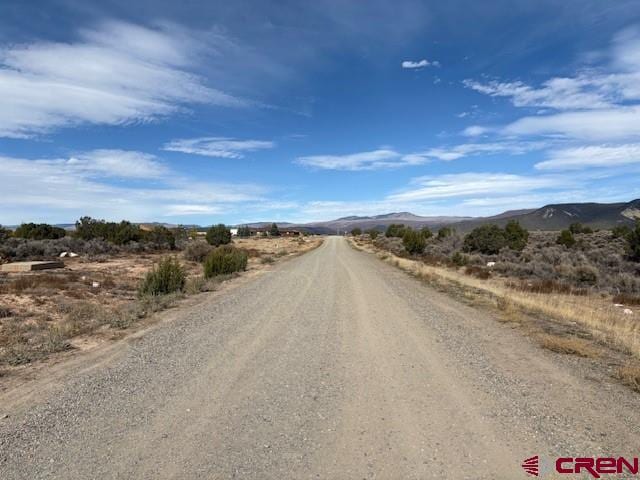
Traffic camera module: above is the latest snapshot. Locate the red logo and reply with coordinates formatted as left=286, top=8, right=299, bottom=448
left=522, top=455, right=540, bottom=476
left=522, top=456, right=639, bottom=478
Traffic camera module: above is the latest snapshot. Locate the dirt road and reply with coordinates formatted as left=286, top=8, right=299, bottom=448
left=2, top=236, right=640, bottom=479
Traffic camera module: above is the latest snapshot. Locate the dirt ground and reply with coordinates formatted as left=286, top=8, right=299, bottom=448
left=0, top=235, right=321, bottom=380
left=2, top=236, right=640, bottom=479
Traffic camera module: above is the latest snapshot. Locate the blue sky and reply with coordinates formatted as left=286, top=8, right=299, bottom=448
left=2, top=0, right=640, bottom=225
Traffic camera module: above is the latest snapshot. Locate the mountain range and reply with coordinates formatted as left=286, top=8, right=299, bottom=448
left=260, top=198, right=640, bottom=234
left=16, top=198, right=640, bottom=234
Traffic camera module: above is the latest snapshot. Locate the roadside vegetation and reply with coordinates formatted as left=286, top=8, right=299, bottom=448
left=351, top=220, right=640, bottom=366
left=0, top=220, right=320, bottom=373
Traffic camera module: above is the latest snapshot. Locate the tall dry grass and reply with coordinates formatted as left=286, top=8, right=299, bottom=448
left=352, top=240, right=640, bottom=358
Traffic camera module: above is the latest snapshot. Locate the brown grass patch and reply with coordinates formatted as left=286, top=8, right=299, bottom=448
left=464, top=265, right=491, bottom=279
left=615, top=364, right=640, bottom=392
left=536, top=333, right=599, bottom=357
left=613, top=293, right=640, bottom=306
left=508, top=278, right=587, bottom=296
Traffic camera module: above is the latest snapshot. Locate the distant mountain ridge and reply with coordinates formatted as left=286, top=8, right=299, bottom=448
left=7, top=199, right=638, bottom=234
left=450, top=198, right=640, bottom=232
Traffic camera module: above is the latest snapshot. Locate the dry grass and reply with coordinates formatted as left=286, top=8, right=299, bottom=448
left=0, top=236, right=323, bottom=373
left=351, top=239, right=640, bottom=359
left=615, top=364, right=640, bottom=392
left=536, top=333, right=599, bottom=358
left=613, top=293, right=640, bottom=306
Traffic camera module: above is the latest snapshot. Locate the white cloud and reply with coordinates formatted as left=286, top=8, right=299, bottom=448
left=387, top=172, right=569, bottom=202
left=503, top=106, right=640, bottom=140
left=463, top=77, right=615, bottom=110
left=462, top=27, right=640, bottom=143
left=535, top=144, right=640, bottom=170
left=0, top=21, right=243, bottom=138
left=0, top=152, right=268, bottom=223
left=163, top=137, right=275, bottom=158
left=408, top=141, right=545, bottom=162
left=401, top=59, right=439, bottom=69
left=462, top=125, right=490, bottom=137
left=296, top=141, right=544, bottom=171
left=65, top=150, right=169, bottom=178
left=164, top=204, right=223, bottom=216
left=296, top=149, right=416, bottom=170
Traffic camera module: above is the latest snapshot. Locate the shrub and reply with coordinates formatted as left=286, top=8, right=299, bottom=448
left=402, top=229, right=426, bottom=255
left=385, top=224, right=406, bottom=238
left=74, top=217, right=142, bottom=245
left=204, top=245, right=248, bottom=278
left=628, top=221, right=640, bottom=262
left=350, top=227, right=362, bottom=236
left=139, top=257, right=186, bottom=296
left=420, top=227, right=433, bottom=240
left=437, top=226, right=454, bottom=239
left=0, top=225, right=11, bottom=243
left=237, top=225, right=251, bottom=237
left=13, top=223, right=66, bottom=240
left=464, top=265, right=491, bottom=279
left=569, top=222, right=593, bottom=234
left=556, top=229, right=576, bottom=248
left=367, top=229, right=379, bottom=240
left=451, top=251, right=469, bottom=266
left=141, top=226, right=176, bottom=250
left=183, top=241, right=213, bottom=262
left=504, top=220, right=529, bottom=251
left=269, top=223, right=281, bottom=236
left=612, top=225, right=632, bottom=239
left=206, top=224, right=232, bottom=246
left=463, top=224, right=506, bottom=254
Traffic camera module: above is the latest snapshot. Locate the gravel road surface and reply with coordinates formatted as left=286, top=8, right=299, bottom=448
left=1, top=236, right=640, bottom=479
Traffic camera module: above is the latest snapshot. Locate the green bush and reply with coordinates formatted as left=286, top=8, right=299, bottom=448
left=420, top=227, right=433, bottom=239
left=556, top=229, right=576, bottom=248
left=269, top=223, right=281, bottom=236
left=367, top=229, right=379, bottom=240
left=451, top=251, right=469, bottom=266
left=463, top=224, right=507, bottom=254
left=13, top=223, right=66, bottom=240
left=437, top=226, right=454, bottom=239
left=385, top=224, right=406, bottom=238
left=74, top=217, right=141, bottom=245
left=350, top=227, right=362, bottom=236
left=237, top=225, right=251, bottom=237
left=504, top=220, right=529, bottom=251
left=569, top=222, right=592, bottom=234
left=628, top=221, right=640, bottom=262
left=206, top=224, right=232, bottom=246
left=139, top=257, right=186, bottom=296
left=183, top=241, right=213, bottom=262
left=0, top=225, right=11, bottom=243
left=402, top=229, right=426, bottom=255
left=612, top=225, right=632, bottom=239
left=204, top=245, right=248, bottom=278
left=141, top=226, right=176, bottom=249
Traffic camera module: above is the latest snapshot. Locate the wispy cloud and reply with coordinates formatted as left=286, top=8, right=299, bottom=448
left=296, top=149, right=417, bottom=171
left=463, top=27, right=640, bottom=142
left=64, top=150, right=170, bottom=178
left=296, top=141, right=543, bottom=170
left=401, top=59, right=440, bottom=69
left=535, top=144, right=640, bottom=170
left=0, top=21, right=243, bottom=138
left=407, top=141, right=546, bottom=162
left=163, top=137, right=275, bottom=158
left=0, top=151, right=269, bottom=223
left=387, top=172, right=570, bottom=202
